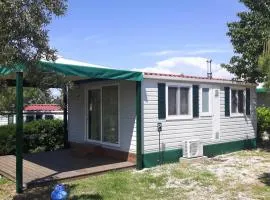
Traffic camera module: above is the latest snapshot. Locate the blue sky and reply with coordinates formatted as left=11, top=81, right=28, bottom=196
left=48, top=0, right=246, bottom=78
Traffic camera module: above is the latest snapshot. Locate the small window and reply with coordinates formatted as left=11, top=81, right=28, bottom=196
left=202, top=88, right=209, bottom=113
left=167, top=84, right=192, bottom=118
left=231, top=89, right=245, bottom=114
left=26, top=115, right=34, bottom=122
left=36, top=114, right=42, bottom=120
left=45, top=115, right=54, bottom=120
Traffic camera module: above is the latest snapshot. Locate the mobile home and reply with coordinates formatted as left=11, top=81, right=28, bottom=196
left=68, top=71, right=257, bottom=168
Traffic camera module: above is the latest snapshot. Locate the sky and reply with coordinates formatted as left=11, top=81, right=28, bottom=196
left=48, top=0, right=246, bottom=79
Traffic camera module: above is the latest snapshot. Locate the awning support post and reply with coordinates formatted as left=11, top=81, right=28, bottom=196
left=16, top=72, right=23, bottom=193
left=136, top=81, right=142, bottom=170
left=63, top=84, right=69, bottom=148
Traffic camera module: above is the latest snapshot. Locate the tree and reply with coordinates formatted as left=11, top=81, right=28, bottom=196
left=0, top=0, right=67, bottom=68
left=0, top=0, right=68, bottom=112
left=0, top=87, right=56, bottom=114
left=222, top=0, right=270, bottom=83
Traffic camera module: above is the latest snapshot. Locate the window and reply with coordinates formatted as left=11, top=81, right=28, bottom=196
left=45, top=115, right=54, bottom=120
left=168, top=87, right=177, bottom=115
left=102, top=85, right=119, bottom=144
left=26, top=115, right=34, bottom=122
left=36, top=114, right=42, bottom=120
left=167, top=84, right=192, bottom=118
left=180, top=88, right=189, bottom=115
left=8, top=114, right=14, bottom=124
left=231, top=89, right=244, bottom=114
left=202, top=88, right=209, bottom=113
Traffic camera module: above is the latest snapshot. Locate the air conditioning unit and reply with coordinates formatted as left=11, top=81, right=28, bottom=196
left=183, top=140, right=203, bottom=158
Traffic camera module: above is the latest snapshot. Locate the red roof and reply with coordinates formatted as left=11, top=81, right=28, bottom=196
left=144, top=72, right=230, bottom=81
left=24, top=104, right=62, bottom=111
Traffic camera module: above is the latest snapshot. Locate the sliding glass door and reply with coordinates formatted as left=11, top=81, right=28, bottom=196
left=88, top=85, right=119, bottom=144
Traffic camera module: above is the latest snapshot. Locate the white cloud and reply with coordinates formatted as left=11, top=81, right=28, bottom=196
left=141, top=48, right=231, bottom=57
left=133, top=56, right=234, bottom=79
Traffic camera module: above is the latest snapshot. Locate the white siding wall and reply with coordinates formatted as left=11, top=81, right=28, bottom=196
left=218, top=87, right=257, bottom=144
left=0, top=115, right=8, bottom=126
left=142, top=79, right=256, bottom=154
left=68, top=80, right=136, bottom=153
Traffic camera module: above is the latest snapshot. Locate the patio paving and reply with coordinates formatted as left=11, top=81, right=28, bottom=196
left=0, top=149, right=135, bottom=187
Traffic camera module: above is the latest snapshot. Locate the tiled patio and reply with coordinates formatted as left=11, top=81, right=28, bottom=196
left=0, top=149, right=135, bottom=187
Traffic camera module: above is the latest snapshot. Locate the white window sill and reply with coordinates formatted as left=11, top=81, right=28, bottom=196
left=230, top=113, right=245, bottom=118
left=200, top=113, right=212, bottom=117
left=166, top=115, right=193, bottom=121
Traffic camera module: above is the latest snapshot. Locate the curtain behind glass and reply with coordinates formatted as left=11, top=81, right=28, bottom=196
left=168, top=87, right=177, bottom=115
left=180, top=87, right=189, bottom=115
left=88, top=89, right=101, bottom=141
left=231, top=90, right=237, bottom=113
left=238, top=90, right=244, bottom=113
left=102, top=86, right=119, bottom=144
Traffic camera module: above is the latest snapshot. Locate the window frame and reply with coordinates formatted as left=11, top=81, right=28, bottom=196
left=230, top=87, right=246, bottom=117
left=166, top=82, right=193, bottom=120
left=199, top=85, right=212, bottom=117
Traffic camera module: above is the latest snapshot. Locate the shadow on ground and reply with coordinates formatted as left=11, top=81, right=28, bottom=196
left=12, top=183, right=103, bottom=200
left=258, top=173, right=270, bottom=186
left=69, top=194, right=103, bottom=200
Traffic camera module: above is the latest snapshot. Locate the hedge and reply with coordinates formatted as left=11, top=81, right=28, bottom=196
left=0, top=120, right=64, bottom=156
left=256, top=106, right=270, bottom=143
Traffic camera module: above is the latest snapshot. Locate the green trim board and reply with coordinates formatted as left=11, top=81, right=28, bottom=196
left=0, top=61, right=143, bottom=82
left=15, top=72, right=23, bottom=193
left=136, top=81, right=143, bottom=170
left=142, top=139, right=256, bottom=168
left=143, top=149, right=183, bottom=168
left=204, top=139, right=256, bottom=157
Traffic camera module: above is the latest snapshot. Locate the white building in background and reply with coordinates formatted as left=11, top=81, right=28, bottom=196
left=0, top=104, right=63, bottom=126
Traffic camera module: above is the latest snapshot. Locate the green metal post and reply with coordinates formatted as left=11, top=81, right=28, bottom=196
left=63, top=85, right=69, bottom=148
left=136, top=81, right=142, bottom=170
left=16, top=72, right=23, bottom=193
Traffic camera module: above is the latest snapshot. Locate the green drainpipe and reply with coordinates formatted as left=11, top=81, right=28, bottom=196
left=16, top=72, right=23, bottom=193
left=136, top=81, right=142, bottom=170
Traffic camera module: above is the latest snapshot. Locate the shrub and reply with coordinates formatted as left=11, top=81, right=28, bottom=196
left=256, top=106, right=270, bottom=143
left=0, top=120, right=64, bottom=155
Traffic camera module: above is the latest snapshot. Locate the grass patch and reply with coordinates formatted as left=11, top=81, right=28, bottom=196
left=67, top=170, right=178, bottom=200
left=251, top=184, right=270, bottom=200
left=234, top=149, right=269, bottom=157
left=0, top=176, right=10, bottom=185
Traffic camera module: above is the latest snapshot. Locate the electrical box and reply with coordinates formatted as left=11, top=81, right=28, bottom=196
left=157, top=122, right=162, bottom=132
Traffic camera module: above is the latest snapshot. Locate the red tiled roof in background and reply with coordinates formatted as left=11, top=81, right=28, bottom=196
left=143, top=72, right=230, bottom=81
left=24, top=104, right=62, bottom=111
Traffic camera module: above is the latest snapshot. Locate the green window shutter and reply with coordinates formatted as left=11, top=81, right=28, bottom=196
left=224, top=87, right=230, bottom=117
left=246, top=88, right=250, bottom=115
left=193, top=85, right=199, bottom=118
left=158, top=83, right=166, bottom=119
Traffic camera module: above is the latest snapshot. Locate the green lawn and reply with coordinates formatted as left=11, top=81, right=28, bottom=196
left=1, top=149, right=270, bottom=200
